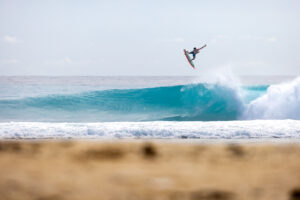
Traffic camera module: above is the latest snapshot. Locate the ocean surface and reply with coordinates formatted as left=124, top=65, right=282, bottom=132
left=1, top=75, right=300, bottom=139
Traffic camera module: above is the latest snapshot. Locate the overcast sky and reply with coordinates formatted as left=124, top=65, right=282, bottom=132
left=0, top=0, right=300, bottom=76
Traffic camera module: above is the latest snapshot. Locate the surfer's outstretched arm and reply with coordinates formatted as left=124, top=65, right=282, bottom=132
left=198, top=44, right=207, bottom=50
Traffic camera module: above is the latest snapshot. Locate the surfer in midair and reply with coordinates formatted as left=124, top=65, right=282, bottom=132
left=188, top=44, right=207, bottom=60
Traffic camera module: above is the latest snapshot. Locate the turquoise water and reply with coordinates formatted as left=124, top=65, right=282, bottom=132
left=0, top=82, right=267, bottom=122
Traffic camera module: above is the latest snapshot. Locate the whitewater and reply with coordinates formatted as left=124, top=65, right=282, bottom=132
left=0, top=76, right=300, bottom=139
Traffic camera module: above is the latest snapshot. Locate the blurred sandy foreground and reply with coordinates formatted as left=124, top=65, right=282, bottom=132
left=0, top=140, right=299, bottom=200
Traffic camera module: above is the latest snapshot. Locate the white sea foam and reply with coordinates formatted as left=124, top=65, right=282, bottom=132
left=245, top=77, right=300, bottom=119
left=0, top=120, right=299, bottom=139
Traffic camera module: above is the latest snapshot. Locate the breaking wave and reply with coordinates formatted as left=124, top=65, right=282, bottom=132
left=1, top=76, right=300, bottom=122
left=0, top=83, right=248, bottom=122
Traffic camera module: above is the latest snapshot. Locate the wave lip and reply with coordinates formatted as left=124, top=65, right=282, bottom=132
left=1, top=120, right=300, bottom=139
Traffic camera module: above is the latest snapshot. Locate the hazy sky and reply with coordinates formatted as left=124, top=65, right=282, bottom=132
left=0, top=0, right=300, bottom=76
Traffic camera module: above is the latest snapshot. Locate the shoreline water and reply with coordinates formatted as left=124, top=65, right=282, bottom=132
left=1, top=120, right=300, bottom=139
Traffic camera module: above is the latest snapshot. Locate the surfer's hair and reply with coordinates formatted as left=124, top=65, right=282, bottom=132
left=193, top=47, right=196, bottom=49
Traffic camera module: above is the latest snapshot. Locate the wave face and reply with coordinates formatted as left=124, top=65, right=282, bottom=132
left=0, top=83, right=250, bottom=122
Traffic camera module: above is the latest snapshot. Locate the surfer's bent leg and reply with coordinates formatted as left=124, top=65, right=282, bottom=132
left=188, top=52, right=196, bottom=60
left=192, top=54, right=196, bottom=60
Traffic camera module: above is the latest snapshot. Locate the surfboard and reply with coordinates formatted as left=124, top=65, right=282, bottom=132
left=183, top=49, right=195, bottom=69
